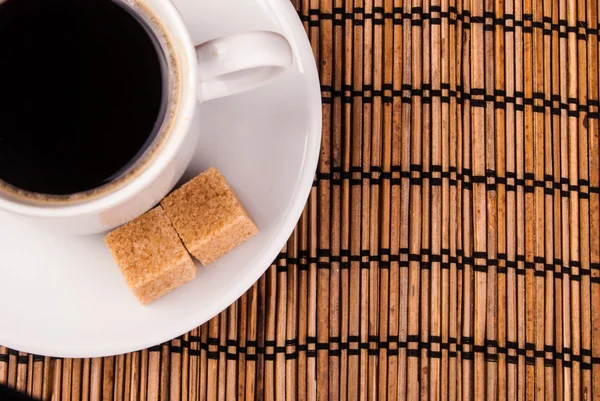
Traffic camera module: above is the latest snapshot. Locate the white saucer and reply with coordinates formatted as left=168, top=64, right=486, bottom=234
left=0, top=0, right=321, bottom=358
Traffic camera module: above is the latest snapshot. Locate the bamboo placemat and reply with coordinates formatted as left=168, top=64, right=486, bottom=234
left=2, top=0, right=600, bottom=398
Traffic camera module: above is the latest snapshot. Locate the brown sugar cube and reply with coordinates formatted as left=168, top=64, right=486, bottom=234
left=160, top=167, right=258, bottom=265
left=104, top=207, right=196, bottom=305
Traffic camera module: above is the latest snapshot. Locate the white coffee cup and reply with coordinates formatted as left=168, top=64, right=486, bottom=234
left=0, top=0, right=292, bottom=235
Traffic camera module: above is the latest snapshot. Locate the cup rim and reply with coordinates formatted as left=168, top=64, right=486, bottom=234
left=0, top=0, right=198, bottom=219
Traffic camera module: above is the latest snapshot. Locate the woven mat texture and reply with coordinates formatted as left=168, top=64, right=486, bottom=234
left=2, top=0, right=600, bottom=399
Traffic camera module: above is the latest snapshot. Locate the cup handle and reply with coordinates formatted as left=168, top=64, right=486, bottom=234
left=195, top=31, right=293, bottom=102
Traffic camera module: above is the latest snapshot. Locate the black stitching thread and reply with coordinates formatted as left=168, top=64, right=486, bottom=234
left=321, top=80, right=599, bottom=118
left=314, top=163, right=600, bottom=198
left=132, top=338, right=599, bottom=365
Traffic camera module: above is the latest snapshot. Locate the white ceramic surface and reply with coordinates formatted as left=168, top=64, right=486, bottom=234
left=0, top=0, right=293, bottom=235
left=0, top=0, right=321, bottom=357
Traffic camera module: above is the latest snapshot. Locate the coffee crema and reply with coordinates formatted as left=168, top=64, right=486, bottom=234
left=0, top=0, right=169, bottom=197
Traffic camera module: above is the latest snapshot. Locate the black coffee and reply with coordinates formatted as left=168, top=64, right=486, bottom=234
left=0, top=0, right=165, bottom=195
